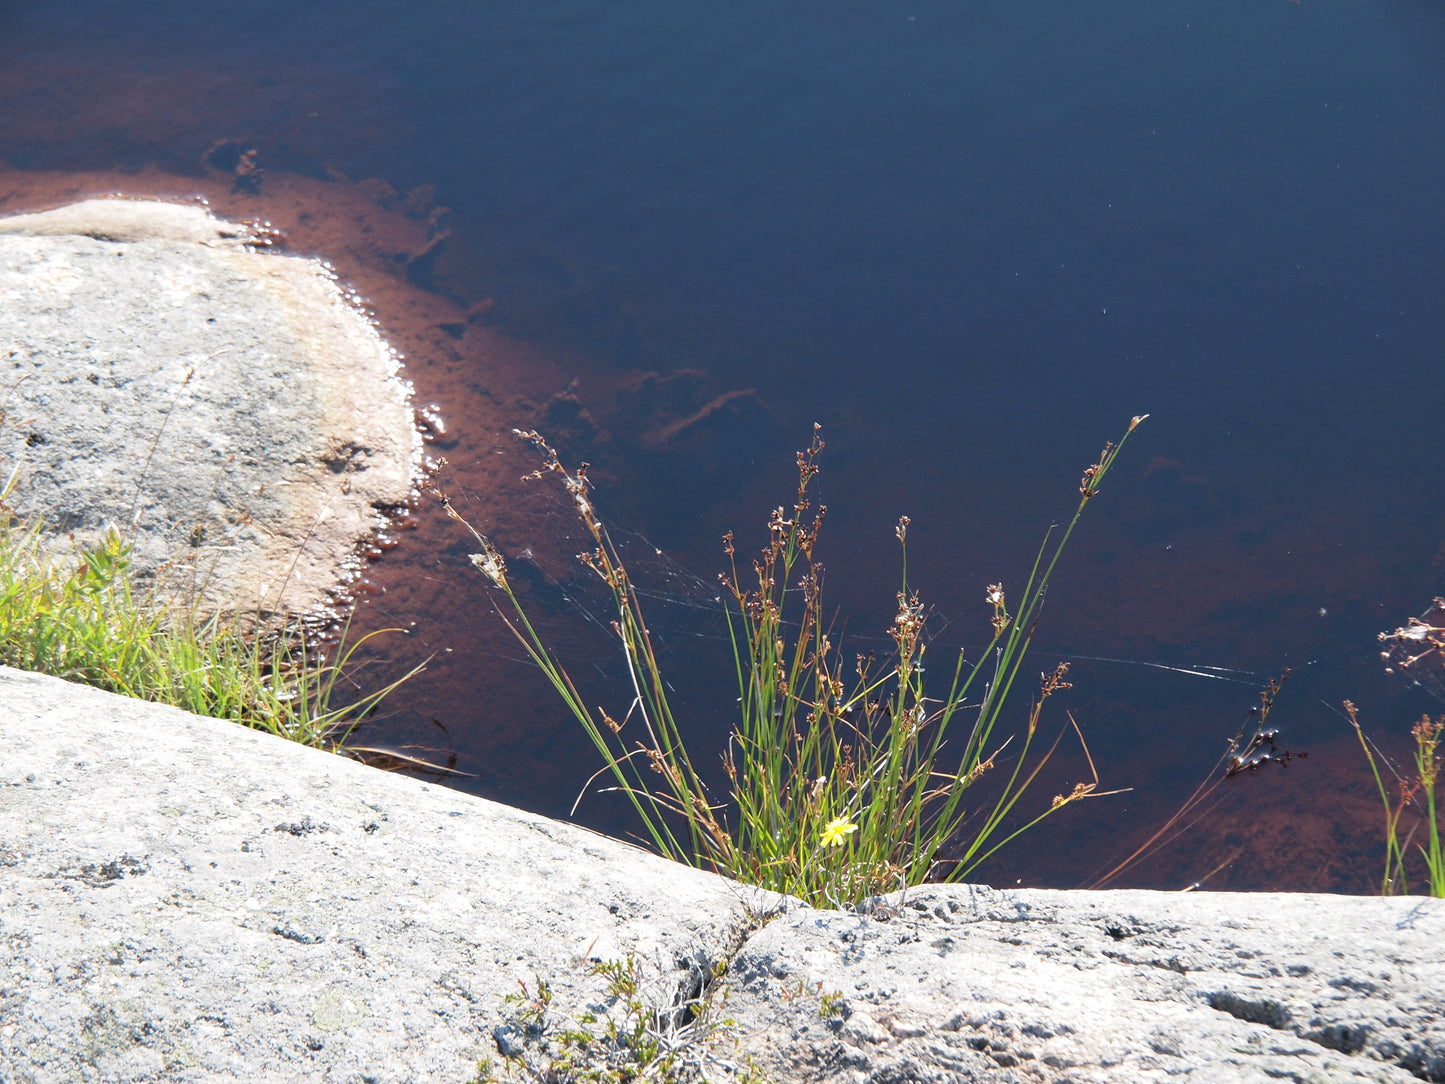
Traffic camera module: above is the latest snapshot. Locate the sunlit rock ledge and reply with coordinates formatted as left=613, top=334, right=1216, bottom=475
left=0, top=198, right=421, bottom=621
left=1, top=667, right=1441, bottom=1083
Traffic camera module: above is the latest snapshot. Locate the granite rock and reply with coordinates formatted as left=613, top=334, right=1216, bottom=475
left=1, top=668, right=1441, bottom=1083
left=0, top=198, right=420, bottom=619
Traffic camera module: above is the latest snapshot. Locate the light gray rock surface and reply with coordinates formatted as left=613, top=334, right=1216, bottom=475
left=2, top=667, right=1442, bottom=1084
left=0, top=198, right=420, bottom=618
left=0, top=667, right=764, bottom=1084
left=722, top=888, right=1445, bottom=1083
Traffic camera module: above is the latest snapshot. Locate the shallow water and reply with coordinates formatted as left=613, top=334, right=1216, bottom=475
left=4, top=0, right=1444, bottom=891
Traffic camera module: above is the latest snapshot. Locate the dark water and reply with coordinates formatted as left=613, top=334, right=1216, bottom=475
left=4, top=0, right=1445, bottom=892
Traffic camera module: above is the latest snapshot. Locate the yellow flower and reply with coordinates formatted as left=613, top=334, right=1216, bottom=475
left=820, top=816, right=858, bottom=848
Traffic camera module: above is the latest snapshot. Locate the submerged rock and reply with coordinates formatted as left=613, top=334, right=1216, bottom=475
left=0, top=197, right=420, bottom=619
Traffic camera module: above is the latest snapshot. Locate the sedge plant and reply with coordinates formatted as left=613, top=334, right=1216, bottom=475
left=1346, top=701, right=1445, bottom=898
left=448, top=416, right=1146, bottom=907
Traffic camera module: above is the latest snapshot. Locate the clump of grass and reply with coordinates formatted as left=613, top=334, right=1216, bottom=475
left=1346, top=701, right=1445, bottom=898
left=448, top=416, right=1145, bottom=907
left=0, top=500, right=415, bottom=748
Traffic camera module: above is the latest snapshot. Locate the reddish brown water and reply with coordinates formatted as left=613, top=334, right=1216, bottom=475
left=4, top=0, right=1445, bottom=893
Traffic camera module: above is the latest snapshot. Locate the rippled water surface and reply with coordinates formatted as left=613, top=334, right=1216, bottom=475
left=4, top=0, right=1445, bottom=891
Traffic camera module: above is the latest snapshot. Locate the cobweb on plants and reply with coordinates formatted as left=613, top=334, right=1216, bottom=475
left=443, top=476, right=735, bottom=668
left=444, top=471, right=1269, bottom=700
